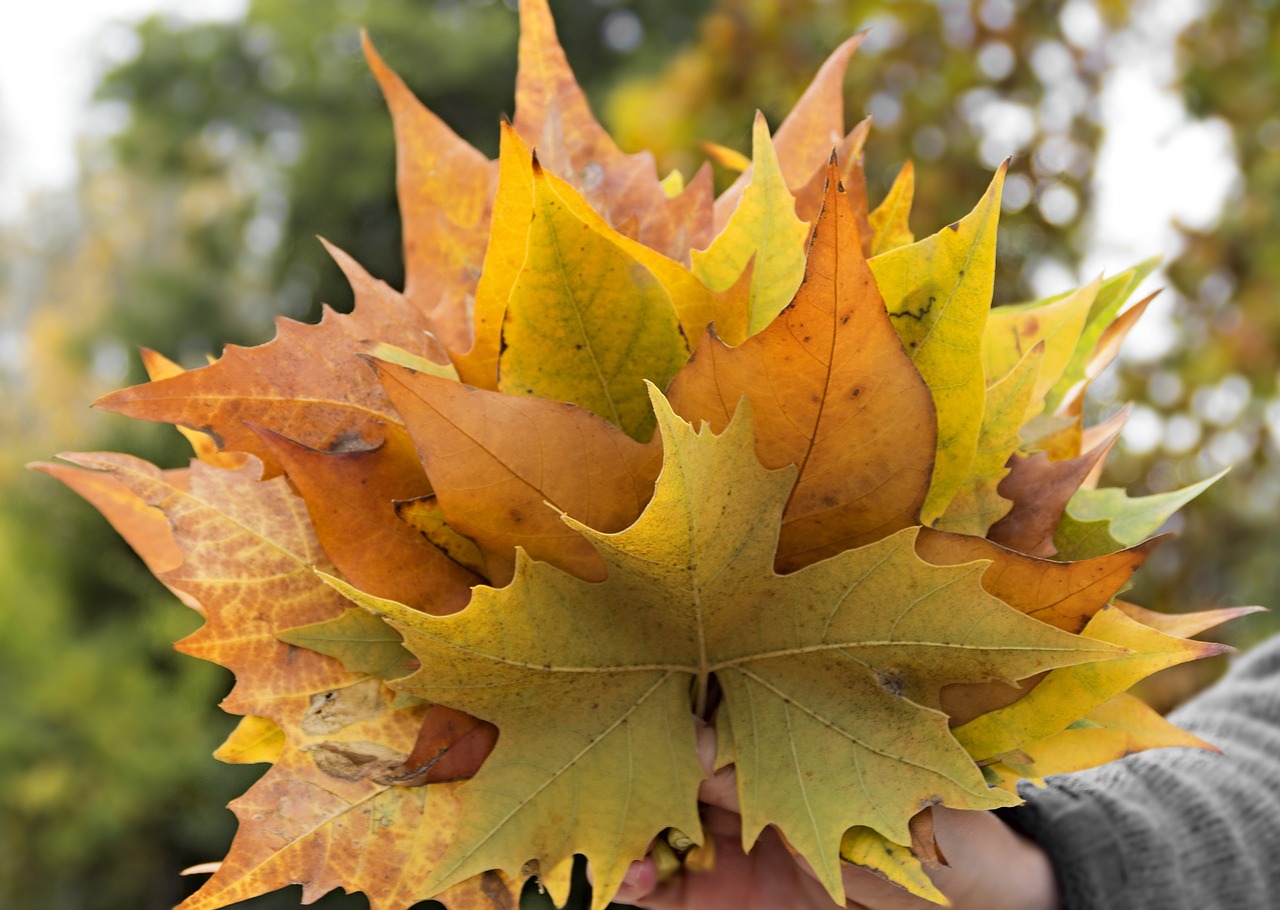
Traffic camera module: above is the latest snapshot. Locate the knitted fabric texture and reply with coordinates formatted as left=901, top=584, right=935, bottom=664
left=1006, top=631, right=1280, bottom=909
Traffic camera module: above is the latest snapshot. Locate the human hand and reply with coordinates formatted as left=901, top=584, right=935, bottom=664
left=609, top=725, right=1062, bottom=910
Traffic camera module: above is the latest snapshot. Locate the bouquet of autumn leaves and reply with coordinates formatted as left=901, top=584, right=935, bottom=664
left=37, top=2, right=1255, bottom=908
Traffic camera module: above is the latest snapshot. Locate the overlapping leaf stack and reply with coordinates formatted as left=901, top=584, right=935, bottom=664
left=35, top=2, right=1256, bottom=908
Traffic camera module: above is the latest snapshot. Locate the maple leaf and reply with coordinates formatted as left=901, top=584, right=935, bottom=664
left=953, top=606, right=1230, bottom=761
left=324, top=391, right=1124, bottom=908
left=692, top=113, right=809, bottom=340
left=713, top=34, right=864, bottom=229
left=870, top=164, right=1006, bottom=525
left=95, top=241, right=445, bottom=476
left=363, top=34, right=496, bottom=351
left=44, top=453, right=515, bottom=910
left=868, top=161, right=916, bottom=256
left=374, top=360, right=662, bottom=584
left=669, top=159, right=936, bottom=569
left=43, top=1, right=1246, bottom=906
left=497, top=159, right=689, bottom=441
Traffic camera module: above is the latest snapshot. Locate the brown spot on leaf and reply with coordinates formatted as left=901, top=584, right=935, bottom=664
left=194, top=425, right=225, bottom=449
left=326, top=429, right=379, bottom=454
left=301, top=678, right=385, bottom=735
left=876, top=669, right=906, bottom=698
left=307, top=740, right=410, bottom=782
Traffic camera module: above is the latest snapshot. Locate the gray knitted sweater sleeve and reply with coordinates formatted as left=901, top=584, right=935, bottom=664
left=1004, top=632, right=1280, bottom=909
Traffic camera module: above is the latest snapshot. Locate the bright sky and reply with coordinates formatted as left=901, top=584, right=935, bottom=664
left=0, top=0, right=247, bottom=217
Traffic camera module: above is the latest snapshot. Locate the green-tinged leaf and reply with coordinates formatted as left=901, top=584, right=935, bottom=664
left=1045, top=259, right=1160, bottom=411
left=954, top=606, right=1230, bottom=761
left=1054, top=470, right=1227, bottom=560
left=983, top=275, right=1098, bottom=405
left=498, top=160, right=687, bottom=441
left=321, top=390, right=1121, bottom=908
left=871, top=164, right=1006, bottom=524
left=935, top=342, right=1042, bottom=536
left=693, top=112, right=809, bottom=340
left=279, top=608, right=416, bottom=682
left=868, top=160, right=915, bottom=256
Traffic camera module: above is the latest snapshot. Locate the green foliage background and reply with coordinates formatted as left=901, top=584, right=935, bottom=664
left=2, top=0, right=1278, bottom=907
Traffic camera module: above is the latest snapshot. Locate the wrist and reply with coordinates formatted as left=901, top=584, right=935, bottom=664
left=999, top=828, right=1062, bottom=910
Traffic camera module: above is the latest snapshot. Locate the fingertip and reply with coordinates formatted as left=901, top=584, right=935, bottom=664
left=611, top=856, right=660, bottom=903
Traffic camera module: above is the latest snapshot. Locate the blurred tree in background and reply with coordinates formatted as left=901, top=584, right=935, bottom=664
left=2, top=0, right=1277, bottom=907
left=606, top=0, right=1131, bottom=305
left=1095, top=0, right=1280, bottom=667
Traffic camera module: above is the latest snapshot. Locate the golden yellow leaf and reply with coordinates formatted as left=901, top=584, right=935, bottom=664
left=840, top=827, right=948, bottom=906
left=983, top=276, right=1099, bottom=407
left=982, top=692, right=1217, bottom=792
left=954, top=606, right=1229, bottom=761
left=396, top=496, right=489, bottom=579
left=498, top=159, right=688, bottom=441
left=870, top=164, right=1007, bottom=525
left=214, top=715, right=285, bottom=765
left=455, top=122, right=535, bottom=390
left=694, top=112, right=810, bottom=341
left=933, top=342, right=1042, bottom=536
left=868, top=160, right=916, bottom=256
left=700, top=140, right=752, bottom=173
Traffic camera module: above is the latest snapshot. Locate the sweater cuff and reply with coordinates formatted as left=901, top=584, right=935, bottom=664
left=1001, top=785, right=1126, bottom=910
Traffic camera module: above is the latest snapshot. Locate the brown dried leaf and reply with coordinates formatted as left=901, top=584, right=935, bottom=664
left=988, top=408, right=1127, bottom=556
left=253, top=426, right=479, bottom=614
left=363, top=34, right=497, bottom=351
left=375, top=362, right=662, bottom=583
left=96, top=243, right=441, bottom=477
left=669, top=158, right=935, bottom=570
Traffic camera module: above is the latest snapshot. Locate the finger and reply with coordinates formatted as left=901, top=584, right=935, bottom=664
left=601, top=856, right=659, bottom=905
left=693, top=719, right=739, bottom=812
